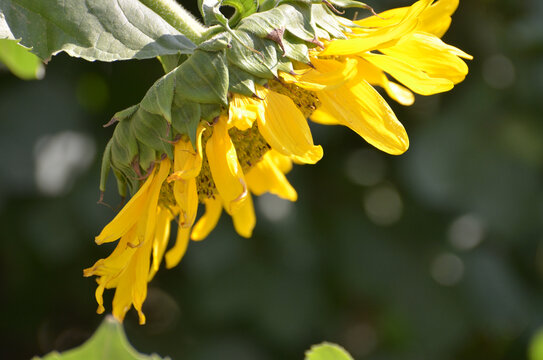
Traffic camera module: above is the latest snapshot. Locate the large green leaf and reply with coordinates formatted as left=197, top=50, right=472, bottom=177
left=33, top=316, right=168, bottom=360
left=0, top=38, right=44, bottom=79
left=0, top=0, right=196, bottom=62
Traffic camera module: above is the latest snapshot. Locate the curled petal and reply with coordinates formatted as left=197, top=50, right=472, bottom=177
left=256, top=86, right=323, bottom=164
left=191, top=197, right=223, bottom=241
left=206, top=116, right=248, bottom=214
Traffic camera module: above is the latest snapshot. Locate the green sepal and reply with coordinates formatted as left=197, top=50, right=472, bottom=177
left=111, top=118, right=139, bottom=166
left=174, top=49, right=229, bottom=105
left=326, top=0, right=373, bottom=10
left=140, top=72, right=175, bottom=123
left=157, top=53, right=184, bottom=74
left=99, top=139, right=113, bottom=193
left=111, top=105, right=139, bottom=124
left=282, top=32, right=311, bottom=63
left=131, top=110, right=174, bottom=159
left=200, top=103, right=223, bottom=121
left=171, top=102, right=201, bottom=146
left=228, top=65, right=258, bottom=96
left=112, top=167, right=128, bottom=198
left=312, top=4, right=347, bottom=39
left=137, top=141, right=158, bottom=174
left=197, top=32, right=232, bottom=52
left=227, top=30, right=280, bottom=78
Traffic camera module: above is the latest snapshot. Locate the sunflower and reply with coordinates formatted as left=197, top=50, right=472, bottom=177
left=85, top=0, right=471, bottom=323
left=278, top=0, right=472, bottom=155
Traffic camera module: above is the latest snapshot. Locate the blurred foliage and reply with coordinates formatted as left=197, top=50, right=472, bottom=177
left=0, top=39, right=44, bottom=80
left=34, top=317, right=166, bottom=360
left=305, top=343, right=353, bottom=360
left=2, top=0, right=543, bottom=360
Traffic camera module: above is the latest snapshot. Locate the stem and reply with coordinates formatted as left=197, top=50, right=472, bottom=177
left=139, top=0, right=206, bottom=43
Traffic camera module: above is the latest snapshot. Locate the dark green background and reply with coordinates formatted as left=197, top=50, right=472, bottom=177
left=2, top=0, right=543, bottom=359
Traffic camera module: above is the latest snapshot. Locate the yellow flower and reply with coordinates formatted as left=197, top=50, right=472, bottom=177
left=280, top=0, right=472, bottom=154
left=86, top=0, right=471, bottom=323
left=85, top=92, right=318, bottom=322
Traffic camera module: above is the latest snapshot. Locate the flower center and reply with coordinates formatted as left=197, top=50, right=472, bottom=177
left=268, top=79, right=321, bottom=118
left=195, top=122, right=270, bottom=203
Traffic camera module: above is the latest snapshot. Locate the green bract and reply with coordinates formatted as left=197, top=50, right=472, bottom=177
left=98, top=0, right=363, bottom=197
left=0, top=0, right=370, bottom=197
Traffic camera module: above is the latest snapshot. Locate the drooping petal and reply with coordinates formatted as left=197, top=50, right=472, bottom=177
left=173, top=177, right=199, bottom=228
left=364, top=53, right=454, bottom=95
left=94, top=169, right=156, bottom=244
left=311, top=77, right=409, bottom=155
left=165, top=226, right=191, bottom=269
left=168, top=126, right=205, bottom=181
left=191, top=197, right=223, bottom=241
left=206, top=116, right=249, bottom=215
left=149, top=206, right=173, bottom=280
left=247, top=152, right=297, bottom=201
left=256, top=86, right=323, bottom=164
left=231, top=194, right=256, bottom=238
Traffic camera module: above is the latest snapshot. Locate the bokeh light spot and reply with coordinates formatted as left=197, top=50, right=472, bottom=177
left=34, top=131, right=95, bottom=196
left=363, top=185, right=403, bottom=226
left=431, top=253, right=464, bottom=286
left=257, top=193, right=294, bottom=222
left=448, top=214, right=485, bottom=251
left=482, top=54, right=516, bottom=89
left=344, top=148, right=386, bottom=186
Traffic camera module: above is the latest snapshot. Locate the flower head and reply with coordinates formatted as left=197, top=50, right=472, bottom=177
left=86, top=0, right=471, bottom=322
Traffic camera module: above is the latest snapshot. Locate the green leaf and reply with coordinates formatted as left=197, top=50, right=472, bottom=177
left=157, top=54, right=184, bottom=74
left=0, top=38, right=43, bottom=79
left=326, top=0, right=374, bottom=11
left=312, top=4, right=347, bottom=39
left=199, top=0, right=229, bottom=27
left=0, top=0, right=196, bottom=62
left=33, top=316, right=168, bottom=360
left=304, top=343, right=354, bottom=360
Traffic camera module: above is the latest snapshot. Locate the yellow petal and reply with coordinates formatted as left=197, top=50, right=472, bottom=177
left=168, top=126, right=205, bottom=181
left=356, top=58, right=415, bottom=106
left=191, top=197, right=223, bottom=241
left=247, top=152, right=298, bottom=201
left=256, top=87, right=323, bottom=164
left=94, top=169, right=156, bottom=244
left=419, top=0, right=459, bottom=37
left=149, top=206, right=173, bottom=281
left=364, top=53, right=454, bottom=95
left=355, top=0, right=455, bottom=37
left=206, top=116, right=248, bottom=214
left=165, top=226, right=190, bottom=269
left=322, top=0, right=432, bottom=56
left=232, top=194, right=256, bottom=238
left=229, top=93, right=259, bottom=131
left=267, top=149, right=293, bottom=174
left=285, top=58, right=359, bottom=91
left=311, top=78, right=409, bottom=155
left=173, top=177, right=199, bottom=228
left=381, top=32, right=471, bottom=84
